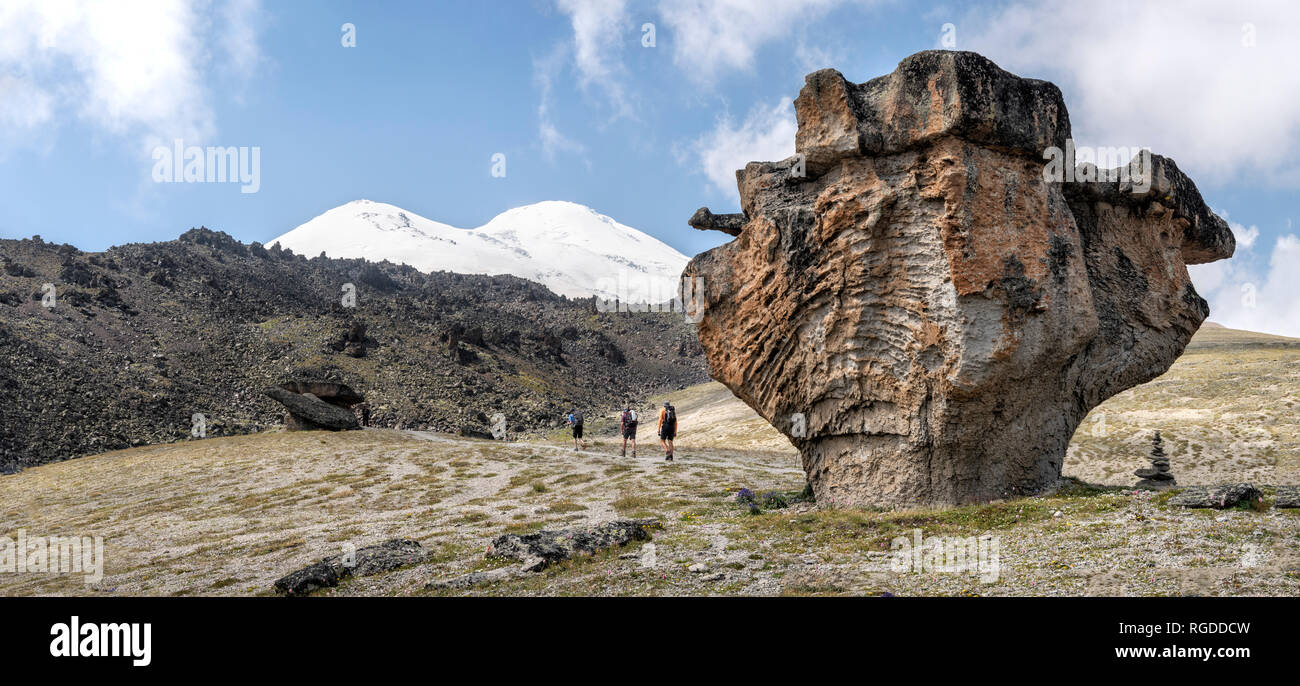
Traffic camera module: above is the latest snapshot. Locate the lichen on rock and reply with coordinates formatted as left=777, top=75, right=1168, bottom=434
left=684, top=50, right=1234, bottom=509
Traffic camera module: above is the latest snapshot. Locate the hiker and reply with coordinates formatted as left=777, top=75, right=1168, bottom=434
left=567, top=408, right=585, bottom=450
left=657, top=401, right=677, bottom=461
left=619, top=404, right=638, bottom=457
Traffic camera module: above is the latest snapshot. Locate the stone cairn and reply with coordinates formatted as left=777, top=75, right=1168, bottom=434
left=1134, top=431, right=1176, bottom=490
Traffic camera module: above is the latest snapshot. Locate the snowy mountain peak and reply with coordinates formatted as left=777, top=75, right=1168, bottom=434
left=269, top=201, right=688, bottom=302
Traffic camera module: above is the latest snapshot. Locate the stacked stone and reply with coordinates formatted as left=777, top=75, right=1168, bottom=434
left=1135, top=431, right=1176, bottom=490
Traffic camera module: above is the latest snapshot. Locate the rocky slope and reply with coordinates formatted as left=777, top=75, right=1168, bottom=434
left=685, top=50, right=1234, bottom=508
left=0, top=229, right=707, bottom=471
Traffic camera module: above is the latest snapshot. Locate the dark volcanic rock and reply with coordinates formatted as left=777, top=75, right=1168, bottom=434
left=488, top=519, right=661, bottom=571
left=277, top=381, right=363, bottom=408
left=1274, top=486, right=1300, bottom=509
left=426, top=567, right=516, bottom=590
left=688, top=207, right=746, bottom=236
left=1168, top=484, right=1263, bottom=509
left=264, top=387, right=360, bottom=431
left=0, top=224, right=708, bottom=469
left=274, top=538, right=426, bottom=596
left=683, top=50, right=1234, bottom=508
left=457, top=425, right=496, bottom=440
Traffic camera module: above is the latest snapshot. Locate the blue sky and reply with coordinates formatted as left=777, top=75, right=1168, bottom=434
left=1, top=0, right=1297, bottom=335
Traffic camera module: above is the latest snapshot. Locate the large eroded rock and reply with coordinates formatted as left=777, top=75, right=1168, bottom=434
left=264, top=386, right=360, bottom=431
left=684, top=51, right=1234, bottom=508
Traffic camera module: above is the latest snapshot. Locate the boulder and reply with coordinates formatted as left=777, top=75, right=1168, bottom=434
left=1168, top=484, right=1262, bottom=509
left=426, top=567, right=517, bottom=590
left=277, top=381, right=364, bottom=408
left=683, top=51, right=1234, bottom=508
left=1274, top=486, right=1300, bottom=509
left=457, top=425, right=496, bottom=440
left=274, top=538, right=426, bottom=596
left=487, top=519, right=661, bottom=571
left=264, top=387, right=360, bottom=431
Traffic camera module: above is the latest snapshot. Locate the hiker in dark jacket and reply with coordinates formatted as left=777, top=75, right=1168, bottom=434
left=619, top=404, right=638, bottom=458
left=657, top=401, right=677, bottom=461
left=566, top=408, right=585, bottom=451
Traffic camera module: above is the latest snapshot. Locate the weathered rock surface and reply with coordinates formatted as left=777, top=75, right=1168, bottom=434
left=264, top=386, right=360, bottom=431
left=487, top=519, right=661, bottom=571
left=274, top=538, right=426, bottom=596
left=277, top=381, right=364, bottom=407
left=457, top=425, right=497, bottom=440
left=1168, top=484, right=1262, bottom=509
left=684, top=51, right=1234, bottom=508
left=1274, top=486, right=1300, bottom=509
left=427, top=567, right=517, bottom=590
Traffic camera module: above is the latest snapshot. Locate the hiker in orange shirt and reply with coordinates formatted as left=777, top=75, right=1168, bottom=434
left=657, top=401, right=677, bottom=462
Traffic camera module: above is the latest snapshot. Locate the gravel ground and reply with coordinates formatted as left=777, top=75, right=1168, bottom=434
left=1, top=428, right=1295, bottom=597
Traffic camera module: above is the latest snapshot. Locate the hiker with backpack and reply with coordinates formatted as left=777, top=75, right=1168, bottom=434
left=566, top=408, right=585, bottom=451
left=657, top=401, right=677, bottom=461
left=619, top=404, right=638, bottom=458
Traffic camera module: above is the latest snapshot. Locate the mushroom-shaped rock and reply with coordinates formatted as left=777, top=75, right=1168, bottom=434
left=683, top=50, right=1234, bottom=508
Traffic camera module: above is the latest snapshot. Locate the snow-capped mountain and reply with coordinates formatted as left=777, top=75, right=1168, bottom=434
left=269, top=200, right=689, bottom=302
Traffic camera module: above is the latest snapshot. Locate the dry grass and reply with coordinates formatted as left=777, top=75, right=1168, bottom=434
left=0, top=427, right=803, bottom=596
left=1066, top=326, right=1300, bottom=485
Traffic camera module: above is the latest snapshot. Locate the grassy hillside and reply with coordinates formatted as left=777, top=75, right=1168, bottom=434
left=1066, top=324, right=1300, bottom=485
left=630, top=324, right=1300, bottom=486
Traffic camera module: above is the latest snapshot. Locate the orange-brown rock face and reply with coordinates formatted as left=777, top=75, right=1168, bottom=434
left=685, top=51, right=1234, bottom=508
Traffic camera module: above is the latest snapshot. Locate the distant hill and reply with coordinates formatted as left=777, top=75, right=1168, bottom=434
left=270, top=200, right=689, bottom=302
left=640, top=324, right=1300, bottom=486
left=0, top=229, right=708, bottom=471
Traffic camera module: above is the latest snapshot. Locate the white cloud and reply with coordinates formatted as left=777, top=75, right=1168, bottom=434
left=1190, top=234, right=1300, bottom=338
left=533, top=47, right=588, bottom=160
left=555, top=0, right=633, bottom=119
left=1215, top=209, right=1260, bottom=250
left=960, top=0, right=1300, bottom=187
left=1235, top=224, right=1261, bottom=250
left=550, top=0, right=859, bottom=104
left=219, top=0, right=266, bottom=83
left=0, top=0, right=264, bottom=151
left=658, top=0, right=848, bottom=85
left=794, top=36, right=841, bottom=73
left=689, top=97, right=797, bottom=195
left=0, top=73, right=54, bottom=131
